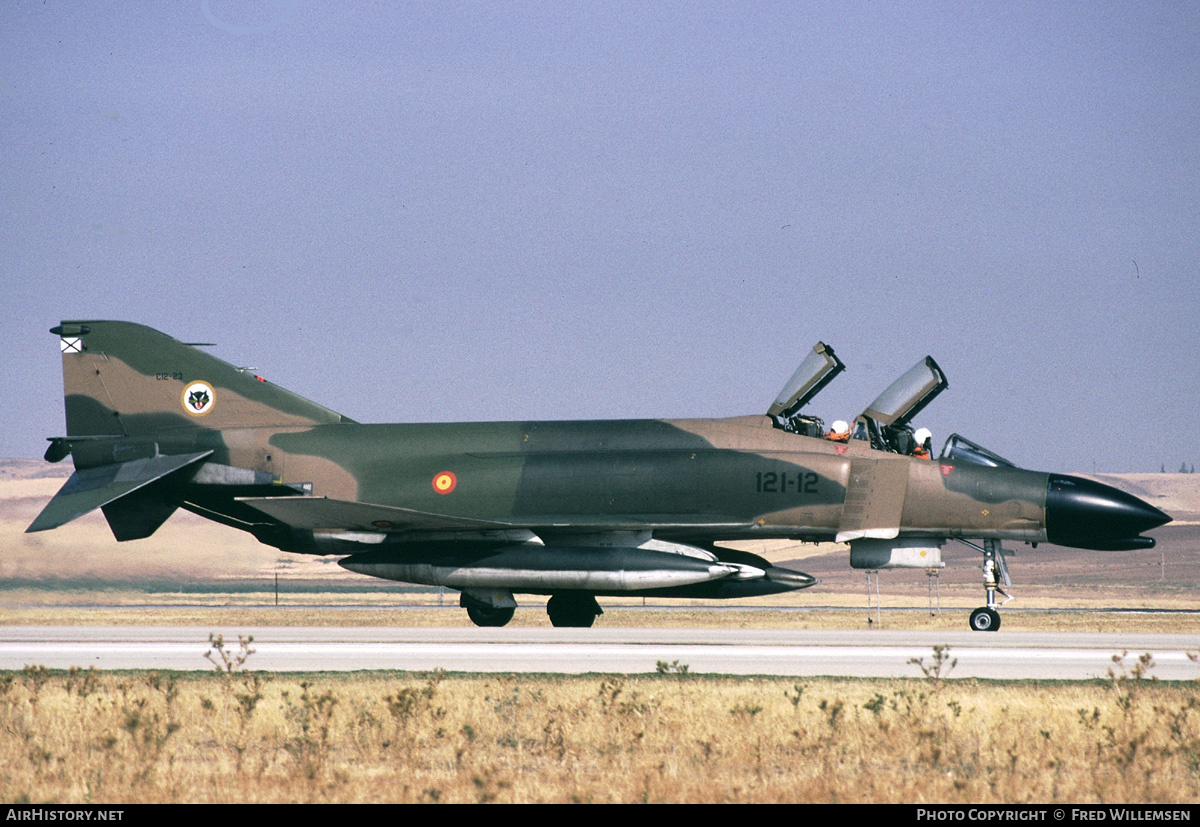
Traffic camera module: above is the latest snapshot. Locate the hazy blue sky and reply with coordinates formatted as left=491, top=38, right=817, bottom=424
left=2, top=2, right=1197, bottom=473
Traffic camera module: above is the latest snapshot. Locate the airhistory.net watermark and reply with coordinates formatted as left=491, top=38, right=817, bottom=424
left=6, top=812, right=123, bottom=822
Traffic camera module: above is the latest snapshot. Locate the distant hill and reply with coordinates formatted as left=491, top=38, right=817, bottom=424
left=1079, top=472, right=1200, bottom=523
left=0, top=458, right=356, bottom=588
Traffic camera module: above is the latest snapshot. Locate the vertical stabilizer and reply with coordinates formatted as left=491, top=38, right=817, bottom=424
left=54, top=321, right=352, bottom=439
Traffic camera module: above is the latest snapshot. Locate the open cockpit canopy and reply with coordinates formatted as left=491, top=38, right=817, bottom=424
left=861, top=356, right=947, bottom=428
left=854, top=356, right=948, bottom=454
left=768, top=342, right=845, bottom=437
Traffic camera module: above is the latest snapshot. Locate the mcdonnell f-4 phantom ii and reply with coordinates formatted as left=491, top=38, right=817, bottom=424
left=29, top=322, right=1171, bottom=631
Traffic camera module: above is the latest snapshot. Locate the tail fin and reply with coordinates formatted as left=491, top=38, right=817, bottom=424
left=54, top=320, right=352, bottom=439
left=30, top=321, right=341, bottom=540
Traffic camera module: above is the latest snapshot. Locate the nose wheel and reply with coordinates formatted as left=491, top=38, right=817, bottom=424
left=969, top=606, right=1001, bottom=632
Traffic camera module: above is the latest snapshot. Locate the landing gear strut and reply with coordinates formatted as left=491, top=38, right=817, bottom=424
left=546, top=593, right=603, bottom=628
left=959, top=539, right=1011, bottom=632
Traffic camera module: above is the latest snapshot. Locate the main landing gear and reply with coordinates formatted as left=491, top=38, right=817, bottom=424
left=959, top=539, right=1012, bottom=632
left=461, top=591, right=516, bottom=627
left=546, top=593, right=603, bottom=628
left=464, top=602, right=515, bottom=627
left=460, top=590, right=604, bottom=628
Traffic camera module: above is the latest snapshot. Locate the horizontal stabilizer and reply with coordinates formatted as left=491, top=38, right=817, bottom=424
left=26, top=451, right=213, bottom=533
left=236, top=496, right=515, bottom=533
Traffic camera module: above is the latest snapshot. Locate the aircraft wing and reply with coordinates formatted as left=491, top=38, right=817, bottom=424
left=236, top=496, right=515, bottom=533
left=236, top=495, right=757, bottom=537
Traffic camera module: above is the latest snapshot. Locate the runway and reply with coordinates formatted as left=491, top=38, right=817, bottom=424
left=2, top=626, right=1199, bottom=679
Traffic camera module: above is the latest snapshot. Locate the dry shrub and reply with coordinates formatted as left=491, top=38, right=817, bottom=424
left=1, top=655, right=1199, bottom=803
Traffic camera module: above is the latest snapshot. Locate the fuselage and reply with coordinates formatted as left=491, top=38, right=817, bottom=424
left=145, top=414, right=1056, bottom=549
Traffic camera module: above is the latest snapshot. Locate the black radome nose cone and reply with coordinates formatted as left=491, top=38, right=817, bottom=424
left=1046, top=474, right=1172, bottom=550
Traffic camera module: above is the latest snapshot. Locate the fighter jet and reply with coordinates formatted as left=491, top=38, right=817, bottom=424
left=28, top=322, right=1170, bottom=631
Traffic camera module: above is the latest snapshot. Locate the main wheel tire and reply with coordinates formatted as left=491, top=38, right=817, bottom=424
left=969, top=607, right=1000, bottom=632
left=465, top=603, right=515, bottom=627
left=546, top=594, right=600, bottom=628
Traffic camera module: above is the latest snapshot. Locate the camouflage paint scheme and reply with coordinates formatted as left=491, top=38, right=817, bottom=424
left=29, top=322, right=1170, bottom=630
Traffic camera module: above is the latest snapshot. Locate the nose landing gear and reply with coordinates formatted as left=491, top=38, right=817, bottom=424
left=959, top=539, right=1012, bottom=632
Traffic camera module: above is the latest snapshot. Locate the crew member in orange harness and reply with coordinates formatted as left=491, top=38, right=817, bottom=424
left=912, top=427, right=933, bottom=460
left=825, top=420, right=850, bottom=442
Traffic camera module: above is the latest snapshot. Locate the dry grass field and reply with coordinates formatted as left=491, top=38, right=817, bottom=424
left=2, top=650, right=1199, bottom=804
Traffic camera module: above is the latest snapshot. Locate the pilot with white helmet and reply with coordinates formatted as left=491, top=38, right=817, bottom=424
left=825, top=420, right=851, bottom=442
left=912, top=427, right=933, bottom=460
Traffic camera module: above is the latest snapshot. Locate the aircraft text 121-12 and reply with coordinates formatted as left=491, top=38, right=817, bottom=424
left=755, top=471, right=818, bottom=494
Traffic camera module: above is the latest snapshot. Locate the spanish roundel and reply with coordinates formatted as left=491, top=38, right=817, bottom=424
left=432, top=471, right=457, bottom=494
